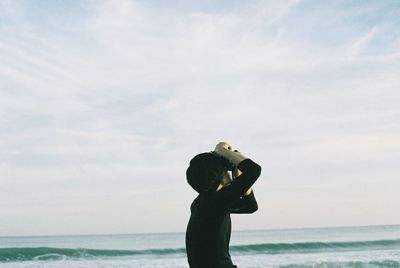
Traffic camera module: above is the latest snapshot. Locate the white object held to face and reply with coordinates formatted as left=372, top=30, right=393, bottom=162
left=214, top=142, right=248, bottom=166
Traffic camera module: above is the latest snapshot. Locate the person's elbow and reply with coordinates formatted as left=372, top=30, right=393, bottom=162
left=255, top=163, right=262, bottom=178
left=250, top=162, right=262, bottom=180
left=249, top=204, right=258, bottom=213
left=238, top=159, right=262, bottom=179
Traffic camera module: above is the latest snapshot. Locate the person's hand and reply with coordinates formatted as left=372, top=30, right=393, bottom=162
left=232, top=167, right=242, bottom=179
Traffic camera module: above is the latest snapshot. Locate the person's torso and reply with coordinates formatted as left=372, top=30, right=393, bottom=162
left=185, top=194, right=236, bottom=268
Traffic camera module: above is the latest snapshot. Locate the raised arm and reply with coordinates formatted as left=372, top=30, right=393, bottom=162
left=230, top=190, right=258, bottom=214
left=211, top=142, right=262, bottom=214
left=230, top=166, right=258, bottom=213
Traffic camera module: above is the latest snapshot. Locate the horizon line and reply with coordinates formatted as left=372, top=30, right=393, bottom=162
left=1, top=223, right=399, bottom=238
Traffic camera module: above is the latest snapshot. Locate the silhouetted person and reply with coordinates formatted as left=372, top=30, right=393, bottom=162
left=185, top=142, right=262, bottom=268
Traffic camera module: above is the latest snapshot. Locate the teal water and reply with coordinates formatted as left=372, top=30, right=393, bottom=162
left=0, top=225, right=399, bottom=267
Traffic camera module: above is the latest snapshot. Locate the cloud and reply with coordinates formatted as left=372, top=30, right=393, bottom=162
left=349, top=26, right=379, bottom=55
left=0, top=0, right=400, bottom=235
left=0, top=0, right=25, bottom=18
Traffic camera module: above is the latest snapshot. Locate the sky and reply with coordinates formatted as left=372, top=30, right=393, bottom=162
left=0, top=0, right=399, bottom=236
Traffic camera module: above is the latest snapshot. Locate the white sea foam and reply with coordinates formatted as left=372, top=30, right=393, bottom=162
left=32, top=253, right=67, bottom=261
left=2, top=250, right=400, bottom=268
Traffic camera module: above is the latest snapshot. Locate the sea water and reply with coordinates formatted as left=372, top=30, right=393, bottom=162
left=0, top=225, right=399, bottom=267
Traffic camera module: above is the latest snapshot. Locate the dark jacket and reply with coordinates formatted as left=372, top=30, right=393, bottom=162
left=186, top=159, right=261, bottom=268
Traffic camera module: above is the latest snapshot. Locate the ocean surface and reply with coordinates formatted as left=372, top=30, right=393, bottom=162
left=0, top=225, right=399, bottom=267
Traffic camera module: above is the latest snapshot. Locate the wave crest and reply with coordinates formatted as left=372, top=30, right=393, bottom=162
left=1, top=239, right=400, bottom=262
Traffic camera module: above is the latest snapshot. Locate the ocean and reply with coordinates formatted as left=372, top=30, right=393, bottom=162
left=0, top=225, right=399, bottom=267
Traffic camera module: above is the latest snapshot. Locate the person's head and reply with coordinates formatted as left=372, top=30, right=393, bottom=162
left=186, top=152, right=233, bottom=193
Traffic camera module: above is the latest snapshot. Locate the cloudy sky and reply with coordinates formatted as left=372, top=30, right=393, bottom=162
left=0, top=0, right=399, bottom=236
